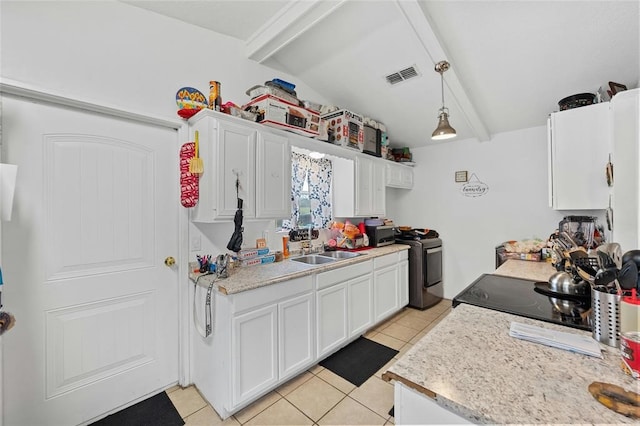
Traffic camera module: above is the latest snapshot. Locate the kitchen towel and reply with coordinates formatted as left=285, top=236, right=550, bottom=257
left=319, top=337, right=398, bottom=387
left=509, top=322, right=602, bottom=358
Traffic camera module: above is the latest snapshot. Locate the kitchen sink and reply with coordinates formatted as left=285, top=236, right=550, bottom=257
left=318, top=251, right=363, bottom=259
left=290, top=255, right=337, bottom=265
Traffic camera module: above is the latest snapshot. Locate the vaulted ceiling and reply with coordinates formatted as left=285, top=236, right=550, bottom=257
left=123, top=0, right=639, bottom=147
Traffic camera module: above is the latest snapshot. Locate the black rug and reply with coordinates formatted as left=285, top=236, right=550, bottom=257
left=320, top=337, right=398, bottom=387
left=90, top=391, right=184, bottom=426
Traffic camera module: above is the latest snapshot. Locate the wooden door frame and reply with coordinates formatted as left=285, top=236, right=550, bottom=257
left=0, top=79, right=192, bottom=392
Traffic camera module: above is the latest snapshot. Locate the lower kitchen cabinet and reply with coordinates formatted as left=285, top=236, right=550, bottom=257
left=316, top=283, right=348, bottom=358
left=278, top=293, right=314, bottom=380
left=233, top=290, right=314, bottom=406
left=191, top=251, right=408, bottom=420
left=348, top=274, right=374, bottom=338
left=374, top=264, right=399, bottom=322
left=231, top=305, right=278, bottom=406
left=374, top=251, right=409, bottom=322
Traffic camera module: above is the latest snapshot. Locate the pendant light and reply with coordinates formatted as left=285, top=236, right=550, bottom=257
left=431, top=60, right=457, bottom=140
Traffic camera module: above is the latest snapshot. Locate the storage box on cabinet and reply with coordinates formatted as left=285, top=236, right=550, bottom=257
left=189, top=110, right=291, bottom=222
left=547, top=102, right=610, bottom=210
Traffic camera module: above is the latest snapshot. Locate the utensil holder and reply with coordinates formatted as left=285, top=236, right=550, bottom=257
left=591, top=286, right=622, bottom=347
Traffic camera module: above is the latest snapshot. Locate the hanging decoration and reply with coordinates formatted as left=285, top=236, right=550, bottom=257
left=461, top=173, right=489, bottom=197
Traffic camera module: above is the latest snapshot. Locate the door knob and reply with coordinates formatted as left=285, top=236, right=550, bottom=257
left=164, top=256, right=176, bottom=267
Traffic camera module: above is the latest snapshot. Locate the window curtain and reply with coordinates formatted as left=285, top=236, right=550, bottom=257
left=282, top=152, right=332, bottom=229
left=308, top=157, right=333, bottom=228
left=282, top=152, right=309, bottom=229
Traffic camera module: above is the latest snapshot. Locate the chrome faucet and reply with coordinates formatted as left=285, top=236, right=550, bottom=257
left=302, top=225, right=313, bottom=254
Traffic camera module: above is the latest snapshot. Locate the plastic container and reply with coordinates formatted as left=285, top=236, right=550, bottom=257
left=282, top=236, right=290, bottom=258
left=620, top=289, right=640, bottom=335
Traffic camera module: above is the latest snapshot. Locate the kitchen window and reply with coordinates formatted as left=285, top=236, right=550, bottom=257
left=279, top=150, right=333, bottom=230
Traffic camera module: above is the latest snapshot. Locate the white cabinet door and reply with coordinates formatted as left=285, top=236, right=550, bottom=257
left=317, top=283, right=348, bottom=358
left=218, top=121, right=257, bottom=218
left=278, top=293, right=314, bottom=380
left=256, top=132, right=291, bottom=218
left=372, top=160, right=386, bottom=216
left=374, top=264, right=400, bottom=322
left=355, top=156, right=374, bottom=216
left=191, top=114, right=257, bottom=222
left=548, top=102, right=610, bottom=210
left=386, top=162, right=414, bottom=189
left=398, top=259, right=409, bottom=307
left=348, top=274, right=373, bottom=338
left=231, top=304, right=278, bottom=407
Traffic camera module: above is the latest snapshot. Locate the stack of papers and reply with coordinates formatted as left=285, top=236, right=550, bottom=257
left=509, top=322, right=602, bottom=358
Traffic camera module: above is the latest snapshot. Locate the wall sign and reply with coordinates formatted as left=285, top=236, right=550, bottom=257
left=461, top=173, right=489, bottom=197
left=454, top=170, right=468, bottom=183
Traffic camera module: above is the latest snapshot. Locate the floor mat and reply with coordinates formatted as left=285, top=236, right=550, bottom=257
left=320, top=337, right=399, bottom=387
left=90, top=391, right=184, bottom=426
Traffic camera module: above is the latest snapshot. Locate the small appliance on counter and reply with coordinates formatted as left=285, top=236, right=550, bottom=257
left=365, top=225, right=395, bottom=247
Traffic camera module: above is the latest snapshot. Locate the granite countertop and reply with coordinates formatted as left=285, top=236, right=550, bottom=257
left=189, top=244, right=409, bottom=295
left=383, top=259, right=638, bottom=424
left=494, top=258, right=558, bottom=282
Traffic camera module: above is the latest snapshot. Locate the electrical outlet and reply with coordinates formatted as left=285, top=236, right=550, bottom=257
left=191, top=234, right=201, bottom=251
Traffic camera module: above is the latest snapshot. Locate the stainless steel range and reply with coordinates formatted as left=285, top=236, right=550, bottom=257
left=396, top=236, right=443, bottom=309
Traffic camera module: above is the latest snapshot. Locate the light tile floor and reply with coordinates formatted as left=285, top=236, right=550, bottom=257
left=167, top=299, right=452, bottom=425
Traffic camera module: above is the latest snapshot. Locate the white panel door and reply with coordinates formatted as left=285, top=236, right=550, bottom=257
left=1, top=97, right=179, bottom=425
left=374, top=265, right=400, bottom=322
left=348, top=274, right=373, bottom=338
left=217, top=121, right=256, bottom=219
left=316, top=283, right=348, bottom=358
left=231, top=304, right=278, bottom=408
left=256, top=131, right=291, bottom=218
left=278, top=293, right=313, bottom=380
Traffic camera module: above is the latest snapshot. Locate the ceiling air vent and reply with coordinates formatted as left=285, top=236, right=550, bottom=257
left=385, top=65, right=420, bottom=85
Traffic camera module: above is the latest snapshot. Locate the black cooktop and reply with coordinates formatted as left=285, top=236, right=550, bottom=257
left=453, top=274, right=592, bottom=331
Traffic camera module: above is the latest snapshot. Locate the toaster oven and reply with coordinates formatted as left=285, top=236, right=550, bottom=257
left=365, top=225, right=395, bottom=247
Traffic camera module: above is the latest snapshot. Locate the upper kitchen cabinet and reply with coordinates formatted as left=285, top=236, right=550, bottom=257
left=386, top=162, right=414, bottom=189
left=547, top=102, right=610, bottom=210
left=333, top=156, right=385, bottom=218
left=610, top=88, right=640, bottom=251
left=189, top=110, right=291, bottom=222
left=256, top=131, right=291, bottom=218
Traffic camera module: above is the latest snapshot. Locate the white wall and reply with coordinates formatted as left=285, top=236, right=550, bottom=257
left=1, top=0, right=331, bottom=259
left=386, top=125, right=605, bottom=299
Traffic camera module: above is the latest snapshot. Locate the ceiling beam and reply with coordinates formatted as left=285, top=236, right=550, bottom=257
left=246, top=0, right=347, bottom=63
left=394, top=0, right=491, bottom=142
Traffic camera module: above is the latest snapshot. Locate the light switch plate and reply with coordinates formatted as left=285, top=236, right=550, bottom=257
left=455, top=170, right=468, bottom=182
left=191, top=234, right=201, bottom=251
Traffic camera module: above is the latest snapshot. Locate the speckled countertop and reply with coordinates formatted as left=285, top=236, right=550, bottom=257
left=189, top=244, right=409, bottom=295
left=383, top=260, right=638, bottom=424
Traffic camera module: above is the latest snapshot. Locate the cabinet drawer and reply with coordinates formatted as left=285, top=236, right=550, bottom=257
left=316, top=260, right=372, bottom=290
left=374, top=252, right=400, bottom=269
left=232, top=275, right=313, bottom=313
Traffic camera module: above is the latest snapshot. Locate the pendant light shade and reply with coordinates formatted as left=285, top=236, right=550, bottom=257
left=432, top=109, right=456, bottom=140
left=431, top=60, right=457, bottom=140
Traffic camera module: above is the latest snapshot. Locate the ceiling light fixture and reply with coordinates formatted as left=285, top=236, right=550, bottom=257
left=431, top=60, right=457, bottom=140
